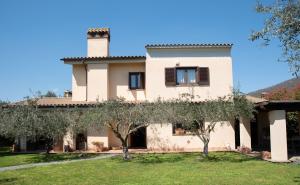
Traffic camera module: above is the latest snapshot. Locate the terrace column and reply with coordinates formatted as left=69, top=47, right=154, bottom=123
left=268, top=110, right=288, bottom=162
left=19, top=136, right=27, bottom=152
left=240, top=117, right=251, bottom=149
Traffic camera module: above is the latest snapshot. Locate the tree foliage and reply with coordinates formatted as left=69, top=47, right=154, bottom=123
left=250, top=0, right=300, bottom=75
left=23, top=90, right=58, bottom=101
left=82, top=98, right=164, bottom=160
left=163, top=91, right=254, bottom=156
left=43, top=91, right=57, bottom=97
left=0, top=92, right=254, bottom=158
left=0, top=103, right=80, bottom=153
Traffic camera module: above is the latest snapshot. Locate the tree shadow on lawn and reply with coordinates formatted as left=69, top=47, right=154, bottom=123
left=0, top=152, right=99, bottom=163
left=294, top=176, right=300, bottom=183
left=133, top=153, right=189, bottom=164
left=0, top=152, right=27, bottom=157
left=198, top=152, right=258, bottom=163
left=111, top=152, right=257, bottom=164
left=26, top=153, right=99, bottom=163
left=0, top=178, right=18, bottom=185
left=111, top=153, right=190, bottom=164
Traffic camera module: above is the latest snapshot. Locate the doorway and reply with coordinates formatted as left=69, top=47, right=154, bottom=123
left=130, top=127, right=147, bottom=148
left=234, top=119, right=240, bottom=149
left=76, top=133, right=87, bottom=151
left=250, top=117, right=259, bottom=150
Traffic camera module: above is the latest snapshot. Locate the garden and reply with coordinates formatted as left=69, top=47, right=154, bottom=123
left=0, top=152, right=300, bottom=185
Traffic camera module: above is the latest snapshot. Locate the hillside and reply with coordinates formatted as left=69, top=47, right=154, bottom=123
left=248, top=78, right=300, bottom=98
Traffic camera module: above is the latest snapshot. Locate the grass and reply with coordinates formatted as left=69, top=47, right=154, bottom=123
left=0, top=152, right=299, bottom=185
left=0, top=147, right=100, bottom=167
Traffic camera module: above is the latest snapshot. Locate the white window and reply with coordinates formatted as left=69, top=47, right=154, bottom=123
left=176, top=68, right=197, bottom=85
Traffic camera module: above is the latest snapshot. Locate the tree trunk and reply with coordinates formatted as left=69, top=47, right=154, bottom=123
left=199, top=131, right=210, bottom=157
left=109, top=128, right=131, bottom=160
left=122, top=144, right=130, bottom=160
left=203, top=142, right=209, bottom=157
left=46, top=142, right=52, bottom=154
left=45, top=138, right=54, bottom=154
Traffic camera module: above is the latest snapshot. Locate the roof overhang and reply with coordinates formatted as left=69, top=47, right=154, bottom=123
left=145, top=44, right=233, bottom=49
left=256, top=100, right=300, bottom=111
left=62, top=56, right=146, bottom=65
left=4, top=98, right=96, bottom=109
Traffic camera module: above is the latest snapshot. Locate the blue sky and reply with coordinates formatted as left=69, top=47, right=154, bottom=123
left=0, top=0, right=292, bottom=101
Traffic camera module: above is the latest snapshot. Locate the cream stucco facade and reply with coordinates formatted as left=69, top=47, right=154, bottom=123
left=72, top=64, right=87, bottom=101
left=63, top=28, right=239, bottom=153
left=87, top=63, right=109, bottom=101
left=147, top=122, right=235, bottom=151
left=109, top=63, right=146, bottom=101
left=146, top=48, right=233, bottom=101
left=71, top=48, right=233, bottom=102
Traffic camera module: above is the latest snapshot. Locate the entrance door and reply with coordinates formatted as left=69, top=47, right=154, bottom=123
left=130, top=127, right=147, bottom=148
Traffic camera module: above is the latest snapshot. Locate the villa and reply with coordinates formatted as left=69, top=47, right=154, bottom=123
left=17, top=28, right=300, bottom=162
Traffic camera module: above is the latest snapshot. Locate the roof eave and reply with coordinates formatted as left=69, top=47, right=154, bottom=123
left=61, top=56, right=146, bottom=64
left=145, top=44, right=233, bottom=49
left=255, top=100, right=300, bottom=111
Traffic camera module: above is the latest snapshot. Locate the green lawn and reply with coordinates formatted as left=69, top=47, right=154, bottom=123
left=0, top=149, right=99, bottom=167
left=0, top=152, right=299, bottom=185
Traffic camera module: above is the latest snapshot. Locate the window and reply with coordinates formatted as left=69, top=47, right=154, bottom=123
left=173, top=123, right=186, bottom=135
left=129, top=72, right=145, bottom=89
left=172, top=122, right=201, bottom=136
left=176, top=68, right=197, bottom=85
left=165, top=67, right=209, bottom=86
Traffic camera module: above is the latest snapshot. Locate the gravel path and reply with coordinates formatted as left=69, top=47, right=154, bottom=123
left=0, top=154, right=118, bottom=172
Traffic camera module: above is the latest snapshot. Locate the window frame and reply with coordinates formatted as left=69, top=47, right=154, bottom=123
left=128, top=72, right=145, bottom=90
left=172, top=122, right=201, bottom=136
left=175, top=67, right=198, bottom=86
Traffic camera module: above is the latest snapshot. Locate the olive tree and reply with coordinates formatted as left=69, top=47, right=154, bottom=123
left=0, top=105, right=40, bottom=141
left=0, top=103, right=78, bottom=153
left=38, top=109, right=76, bottom=153
left=250, top=0, right=300, bottom=75
left=164, top=92, right=254, bottom=157
left=82, top=98, right=163, bottom=160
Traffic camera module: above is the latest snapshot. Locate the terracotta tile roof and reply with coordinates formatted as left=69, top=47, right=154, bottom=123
left=13, top=97, right=95, bottom=107
left=61, top=56, right=146, bottom=62
left=145, top=43, right=233, bottom=49
left=87, top=28, right=110, bottom=33
left=8, top=96, right=285, bottom=109
left=10, top=98, right=149, bottom=107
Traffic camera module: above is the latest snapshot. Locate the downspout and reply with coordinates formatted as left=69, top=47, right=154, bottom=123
left=83, top=61, right=88, bottom=101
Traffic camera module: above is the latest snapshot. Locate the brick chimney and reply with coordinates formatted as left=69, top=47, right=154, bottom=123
left=87, top=28, right=110, bottom=57
left=64, top=90, right=72, bottom=98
